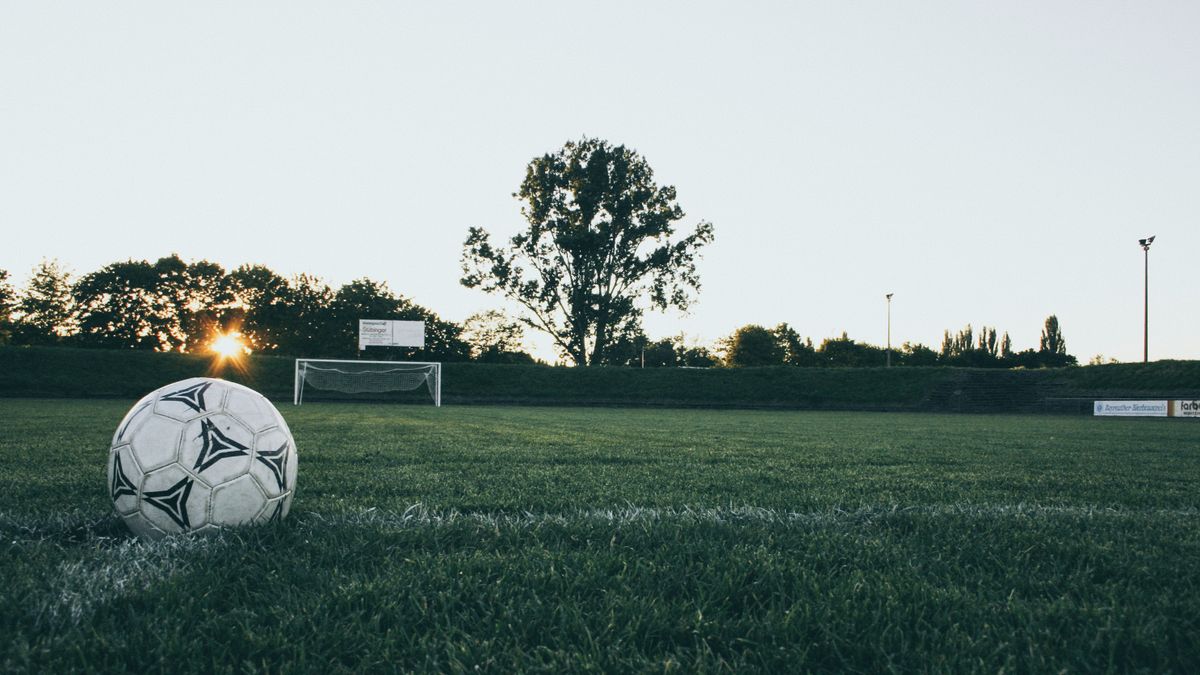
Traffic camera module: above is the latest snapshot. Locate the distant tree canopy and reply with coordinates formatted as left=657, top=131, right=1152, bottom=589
left=3, top=255, right=1078, bottom=370
left=461, top=137, right=715, bottom=366
left=720, top=315, right=1076, bottom=368
left=3, top=255, right=472, bottom=361
left=723, top=325, right=782, bottom=367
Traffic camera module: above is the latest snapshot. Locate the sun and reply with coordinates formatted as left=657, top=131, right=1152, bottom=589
left=210, top=332, right=249, bottom=358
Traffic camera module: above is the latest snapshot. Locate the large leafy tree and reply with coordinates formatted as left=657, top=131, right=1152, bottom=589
left=73, top=255, right=234, bottom=351
left=73, top=258, right=173, bottom=349
left=461, top=138, right=714, bottom=366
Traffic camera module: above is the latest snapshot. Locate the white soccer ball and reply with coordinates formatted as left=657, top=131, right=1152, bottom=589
left=107, top=377, right=298, bottom=540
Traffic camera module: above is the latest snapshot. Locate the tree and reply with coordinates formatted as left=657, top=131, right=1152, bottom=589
left=173, top=259, right=235, bottom=352
left=1039, top=315, right=1066, bottom=356
left=677, top=344, right=717, bottom=368
left=978, top=326, right=999, bottom=359
left=1038, top=314, right=1075, bottom=367
left=274, top=274, right=337, bottom=356
left=73, top=258, right=167, bottom=349
left=773, top=323, right=817, bottom=366
left=0, top=269, right=14, bottom=344
left=461, top=310, right=534, bottom=363
left=818, top=332, right=885, bottom=367
left=901, top=342, right=939, bottom=366
left=71, top=255, right=233, bottom=351
left=461, top=137, right=714, bottom=366
left=1000, top=332, right=1013, bottom=359
left=724, top=324, right=782, bottom=367
left=227, top=264, right=292, bottom=352
left=15, top=260, right=75, bottom=345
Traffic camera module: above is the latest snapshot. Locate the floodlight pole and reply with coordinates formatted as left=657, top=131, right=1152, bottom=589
left=886, top=293, right=894, bottom=367
left=1140, top=236, right=1154, bottom=363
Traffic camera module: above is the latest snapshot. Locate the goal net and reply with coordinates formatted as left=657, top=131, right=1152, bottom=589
left=294, top=359, right=441, bottom=406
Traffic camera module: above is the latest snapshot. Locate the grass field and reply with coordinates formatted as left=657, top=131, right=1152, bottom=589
left=2, top=399, right=1199, bottom=672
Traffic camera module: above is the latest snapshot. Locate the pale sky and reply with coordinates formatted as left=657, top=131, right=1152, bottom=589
left=2, top=2, right=1197, bottom=363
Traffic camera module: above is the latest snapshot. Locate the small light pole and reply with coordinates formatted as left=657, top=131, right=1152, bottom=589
left=1139, top=236, right=1155, bottom=363
left=885, top=293, right=894, bottom=367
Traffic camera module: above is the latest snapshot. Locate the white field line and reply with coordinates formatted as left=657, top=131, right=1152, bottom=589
left=35, top=536, right=226, bottom=626
left=0, top=511, right=232, bottom=627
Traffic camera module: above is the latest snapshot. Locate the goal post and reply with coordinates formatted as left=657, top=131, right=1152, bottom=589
left=294, top=359, right=442, bottom=406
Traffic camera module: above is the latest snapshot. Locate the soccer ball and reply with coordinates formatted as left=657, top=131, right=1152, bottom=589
left=107, top=377, right=298, bottom=540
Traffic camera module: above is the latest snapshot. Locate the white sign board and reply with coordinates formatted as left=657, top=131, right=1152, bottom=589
left=359, top=320, right=425, bottom=350
left=1172, top=400, right=1200, bottom=417
left=1093, top=400, right=1168, bottom=417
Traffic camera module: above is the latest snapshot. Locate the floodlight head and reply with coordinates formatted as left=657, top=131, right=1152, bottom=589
left=886, top=293, right=893, bottom=300
left=1139, top=235, right=1156, bottom=250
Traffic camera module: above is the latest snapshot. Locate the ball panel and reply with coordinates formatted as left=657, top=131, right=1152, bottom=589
left=250, top=429, right=293, bottom=498
left=210, top=475, right=268, bottom=527
left=112, top=396, right=155, bottom=446
left=223, top=388, right=282, bottom=434
left=179, top=413, right=254, bottom=487
left=109, top=446, right=141, bottom=516
left=139, top=465, right=210, bottom=534
left=284, top=449, right=298, bottom=494
left=153, top=378, right=221, bottom=422
left=129, top=415, right=185, bottom=473
left=255, top=496, right=288, bottom=524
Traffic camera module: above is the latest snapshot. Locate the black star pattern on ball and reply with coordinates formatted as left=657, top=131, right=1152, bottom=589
left=193, top=418, right=250, bottom=473
left=143, top=476, right=194, bottom=529
left=110, top=454, right=137, bottom=501
left=160, top=382, right=212, bottom=413
left=255, top=441, right=289, bottom=491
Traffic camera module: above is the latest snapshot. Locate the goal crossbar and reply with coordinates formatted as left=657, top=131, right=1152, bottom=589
left=294, top=359, right=442, bottom=406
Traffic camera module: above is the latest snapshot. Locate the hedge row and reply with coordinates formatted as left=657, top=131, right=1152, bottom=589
left=1, top=346, right=1196, bottom=411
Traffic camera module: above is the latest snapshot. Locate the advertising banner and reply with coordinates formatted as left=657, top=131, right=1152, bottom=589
left=1172, top=400, right=1200, bottom=418
left=358, top=320, right=425, bottom=349
left=1093, top=400, right=1168, bottom=417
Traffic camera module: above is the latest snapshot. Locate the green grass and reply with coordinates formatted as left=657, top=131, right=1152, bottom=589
left=2, top=400, right=1198, bottom=672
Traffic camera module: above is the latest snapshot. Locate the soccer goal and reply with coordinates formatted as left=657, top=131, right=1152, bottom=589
left=294, top=359, right=441, bottom=406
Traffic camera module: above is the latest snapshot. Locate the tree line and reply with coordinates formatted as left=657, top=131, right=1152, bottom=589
left=0, top=257, right=1076, bottom=368
left=715, top=317, right=1075, bottom=369
left=0, top=256, right=531, bottom=363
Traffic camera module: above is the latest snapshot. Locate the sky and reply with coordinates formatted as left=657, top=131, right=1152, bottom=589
left=2, top=1, right=1197, bottom=363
